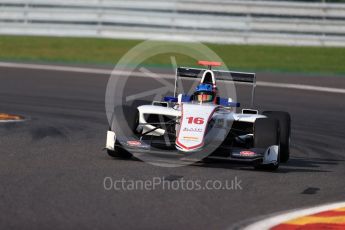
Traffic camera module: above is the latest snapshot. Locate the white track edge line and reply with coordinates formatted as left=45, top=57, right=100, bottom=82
left=243, top=201, right=345, bottom=230
left=1, top=62, right=345, bottom=94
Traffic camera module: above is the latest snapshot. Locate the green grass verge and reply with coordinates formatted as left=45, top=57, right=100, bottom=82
left=0, top=35, right=344, bottom=75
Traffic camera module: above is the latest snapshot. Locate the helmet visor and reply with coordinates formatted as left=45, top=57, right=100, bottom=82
left=196, top=92, right=214, bottom=102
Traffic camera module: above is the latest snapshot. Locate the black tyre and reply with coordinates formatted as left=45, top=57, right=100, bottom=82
left=107, top=108, right=139, bottom=159
left=254, top=118, right=280, bottom=171
left=129, top=108, right=140, bottom=134
left=111, top=107, right=139, bottom=135
left=263, top=111, right=291, bottom=163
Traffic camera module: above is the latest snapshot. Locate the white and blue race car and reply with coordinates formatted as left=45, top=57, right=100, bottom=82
left=106, top=61, right=291, bottom=170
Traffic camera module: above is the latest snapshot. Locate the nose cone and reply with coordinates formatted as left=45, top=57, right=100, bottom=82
left=175, top=104, right=217, bottom=151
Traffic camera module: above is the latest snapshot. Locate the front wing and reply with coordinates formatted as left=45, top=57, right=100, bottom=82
left=106, top=131, right=279, bottom=165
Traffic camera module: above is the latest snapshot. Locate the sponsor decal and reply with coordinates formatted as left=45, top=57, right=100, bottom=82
left=240, top=151, right=256, bottom=156
left=183, top=127, right=203, bottom=132
left=182, top=136, right=200, bottom=141
left=127, top=140, right=142, bottom=147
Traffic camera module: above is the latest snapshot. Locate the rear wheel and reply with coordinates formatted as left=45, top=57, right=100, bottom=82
left=263, top=111, right=291, bottom=163
left=253, top=118, right=280, bottom=171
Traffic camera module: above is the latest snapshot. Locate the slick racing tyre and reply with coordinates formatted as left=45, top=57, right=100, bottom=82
left=107, top=109, right=139, bottom=159
left=254, top=118, right=280, bottom=171
left=263, top=111, right=291, bottom=163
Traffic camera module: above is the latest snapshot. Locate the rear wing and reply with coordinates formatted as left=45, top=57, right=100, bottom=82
left=174, top=67, right=256, bottom=107
left=176, top=67, right=256, bottom=84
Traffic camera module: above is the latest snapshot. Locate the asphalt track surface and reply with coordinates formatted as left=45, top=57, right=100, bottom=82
left=0, top=64, right=345, bottom=229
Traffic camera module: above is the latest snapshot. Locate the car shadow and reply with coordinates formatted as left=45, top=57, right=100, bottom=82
left=194, top=156, right=340, bottom=173
left=102, top=151, right=340, bottom=173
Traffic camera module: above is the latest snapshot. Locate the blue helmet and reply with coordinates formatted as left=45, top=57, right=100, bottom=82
left=195, top=83, right=213, bottom=93
left=194, top=84, right=215, bottom=103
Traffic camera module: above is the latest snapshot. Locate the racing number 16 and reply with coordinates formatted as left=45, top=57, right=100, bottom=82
left=186, top=117, right=204, bottom=125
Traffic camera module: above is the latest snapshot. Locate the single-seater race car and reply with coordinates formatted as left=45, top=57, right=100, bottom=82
left=106, top=61, right=291, bottom=170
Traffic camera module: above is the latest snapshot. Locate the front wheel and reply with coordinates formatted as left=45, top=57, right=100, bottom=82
left=263, top=111, right=291, bottom=163
left=107, top=108, right=139, bottom=160
left=253, top=118, right=280, bottom=171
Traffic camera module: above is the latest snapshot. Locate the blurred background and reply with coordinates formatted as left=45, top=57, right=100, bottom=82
left=0, top=0, right=345, bottom=74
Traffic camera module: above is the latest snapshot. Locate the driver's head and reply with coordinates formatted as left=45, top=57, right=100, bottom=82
left=194, top=84, right=215, bottom=103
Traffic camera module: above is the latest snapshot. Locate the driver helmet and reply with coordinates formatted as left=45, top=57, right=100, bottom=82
left=194, top=83, right=215, bottom=103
